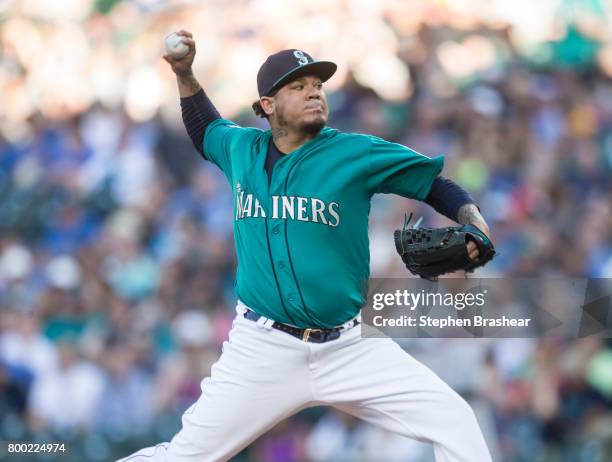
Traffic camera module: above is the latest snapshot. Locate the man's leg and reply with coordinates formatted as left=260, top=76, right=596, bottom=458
left=313, top=328, right=492, bottom=462
left=117, top=313, right=312, bottom=462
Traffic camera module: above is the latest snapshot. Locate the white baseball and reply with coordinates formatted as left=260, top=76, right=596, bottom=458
left=165, top=32, right=189, bottom=59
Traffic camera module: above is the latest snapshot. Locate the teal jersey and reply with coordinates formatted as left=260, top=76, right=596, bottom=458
left=203, top=118, right=444, bottom=328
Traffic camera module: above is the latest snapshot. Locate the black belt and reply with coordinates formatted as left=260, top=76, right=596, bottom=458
left=243, top=309, right=359, bottom=343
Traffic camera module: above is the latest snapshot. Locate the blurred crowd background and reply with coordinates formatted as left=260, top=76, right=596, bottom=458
left=1, top=0, right=612, bottom=461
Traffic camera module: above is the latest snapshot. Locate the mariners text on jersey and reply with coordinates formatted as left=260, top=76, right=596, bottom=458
left=235, top=192, right=340, bottom=227
left=203, top=118, right=444, bottom=329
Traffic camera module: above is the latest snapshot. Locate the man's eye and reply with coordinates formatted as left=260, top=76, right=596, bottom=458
left=294, top=85, right=303, bottom=90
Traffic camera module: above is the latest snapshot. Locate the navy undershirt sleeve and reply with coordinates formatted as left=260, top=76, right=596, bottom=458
left=180, top=89, right=221, bottom=154
left=424, top=176, right=476, bottom=222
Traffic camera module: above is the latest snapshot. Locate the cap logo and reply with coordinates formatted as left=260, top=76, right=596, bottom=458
left=293, top=50, right=309, bottom=66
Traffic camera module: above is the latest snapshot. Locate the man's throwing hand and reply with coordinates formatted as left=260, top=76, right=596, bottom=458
left=163, top=30, right=196, bottom=75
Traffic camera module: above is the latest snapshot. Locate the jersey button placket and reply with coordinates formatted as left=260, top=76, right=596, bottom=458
left=267, top=219, right=295, bottom=311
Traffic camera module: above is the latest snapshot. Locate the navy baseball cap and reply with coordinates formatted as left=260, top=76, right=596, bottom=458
left=257, top=49, right=337, bottom=97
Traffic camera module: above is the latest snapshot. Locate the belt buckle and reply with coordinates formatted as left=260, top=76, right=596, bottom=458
left=302, top=328, right=323, bottom=342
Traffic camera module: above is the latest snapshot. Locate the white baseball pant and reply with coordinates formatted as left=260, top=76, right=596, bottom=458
left=118, top=301, right=492, bottom=462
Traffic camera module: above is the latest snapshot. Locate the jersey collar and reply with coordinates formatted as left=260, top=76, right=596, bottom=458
left=247, top=126, right=336, bottom=214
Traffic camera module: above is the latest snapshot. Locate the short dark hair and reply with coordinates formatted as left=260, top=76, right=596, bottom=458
left=252, top=100, right=268, bottom=119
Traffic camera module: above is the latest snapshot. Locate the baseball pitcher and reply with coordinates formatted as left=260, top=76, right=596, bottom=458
left=119, top=31, right=495, bottom=462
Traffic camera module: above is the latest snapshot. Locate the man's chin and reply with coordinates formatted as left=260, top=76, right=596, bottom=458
left=300, top=118, right=326, bottom=136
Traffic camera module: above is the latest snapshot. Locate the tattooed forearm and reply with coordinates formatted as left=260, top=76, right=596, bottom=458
left=177, top=71, right=202, bottom=98
left=457, top=204, right=490, bottom=235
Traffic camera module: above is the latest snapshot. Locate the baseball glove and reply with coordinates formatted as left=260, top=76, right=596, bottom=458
left=394, top=214, right=496, bottom=280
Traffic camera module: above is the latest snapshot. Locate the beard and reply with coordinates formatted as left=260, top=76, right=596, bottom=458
left=299, top=118, right=326, bottom=136
left=276, top=105, right=326, bottom=137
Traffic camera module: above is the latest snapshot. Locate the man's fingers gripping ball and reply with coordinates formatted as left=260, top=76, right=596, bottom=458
left=165, top=32, right=191, bottom=59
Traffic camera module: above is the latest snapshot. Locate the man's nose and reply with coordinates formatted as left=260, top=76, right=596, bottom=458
left=306, top=85, right=321, bottom=99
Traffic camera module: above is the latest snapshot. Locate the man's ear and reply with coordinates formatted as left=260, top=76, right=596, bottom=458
left=260, top=97, right=275, bottom=116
